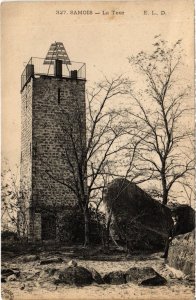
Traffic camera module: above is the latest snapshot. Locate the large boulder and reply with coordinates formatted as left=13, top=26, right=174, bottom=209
left=126, top=267, right=167, bottom=286
left=167, top=230, right=195, bottom=279
left=103, top=271, right=126, bottom=285
left=168, top=204, right=195, bottom=236
left=39, top=265, right=103, bottom=285
left=104, top=179, right=173, bottom=250
left=55, top=266, right=93, bottom=286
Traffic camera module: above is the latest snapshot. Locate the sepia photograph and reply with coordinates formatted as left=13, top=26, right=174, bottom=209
left=1, top=1, right=195, bottom=299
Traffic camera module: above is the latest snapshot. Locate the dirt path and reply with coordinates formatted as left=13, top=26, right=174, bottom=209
left=2, top=252, right=194, bottom=300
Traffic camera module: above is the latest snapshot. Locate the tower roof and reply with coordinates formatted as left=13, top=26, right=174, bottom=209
left=44, top=42, right=71, bottom=65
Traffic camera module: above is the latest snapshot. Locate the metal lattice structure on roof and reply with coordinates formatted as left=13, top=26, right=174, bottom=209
left=21, top=42, right=86, bottom=91
left=44, top=42, right=71, bottom=65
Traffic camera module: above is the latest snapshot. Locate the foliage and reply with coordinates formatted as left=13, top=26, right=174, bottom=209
left=1, top=163, right=29, bottom=238
left=58, top=204, right=107, bottom=245
left=1, top=230, right=18, bottom=241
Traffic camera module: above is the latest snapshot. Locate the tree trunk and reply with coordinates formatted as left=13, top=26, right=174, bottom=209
left=161, top=164, right=168, bottom=205
left=83, top=208, right=90, bottom=247
left=106, top=211, right=112, bottom=249
left=162, top=178, right=168, bottom=205
left=162, top=190, right=168, bottom=205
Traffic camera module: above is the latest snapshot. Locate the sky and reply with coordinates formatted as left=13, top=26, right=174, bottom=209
left=1, top=0, right=194, bottom=174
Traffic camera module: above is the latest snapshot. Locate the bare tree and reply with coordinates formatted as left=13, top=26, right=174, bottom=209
left=45, top=75, right=148, bottom=246
left=178, top=178, right=194, bottom=207
left=127, top=37, right=194, bottom=205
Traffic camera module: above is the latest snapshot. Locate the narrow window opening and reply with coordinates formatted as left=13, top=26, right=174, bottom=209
left=33, top=142, right=37, bottom=158
left=42, top=214, right=56, bottom=240
left=58, top=88, right=61, bottom=104
left=30, top=143, right=31, bottom=155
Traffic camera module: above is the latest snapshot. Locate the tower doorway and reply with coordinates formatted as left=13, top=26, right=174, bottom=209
left=41, top=214, right=56, bottom=240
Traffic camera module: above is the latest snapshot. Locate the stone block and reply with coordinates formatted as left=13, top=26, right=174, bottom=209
left=167, top=230, right=195, bottom=278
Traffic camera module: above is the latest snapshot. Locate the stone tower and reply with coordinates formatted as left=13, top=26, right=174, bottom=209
left=20, top=42, right=86, bottom=242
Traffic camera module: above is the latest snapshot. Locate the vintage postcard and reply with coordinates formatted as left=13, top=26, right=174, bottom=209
left=1, top=1, right=195, bottom=299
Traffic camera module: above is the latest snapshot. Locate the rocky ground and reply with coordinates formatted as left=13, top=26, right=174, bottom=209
left=1, top=246, right=195, bottom=300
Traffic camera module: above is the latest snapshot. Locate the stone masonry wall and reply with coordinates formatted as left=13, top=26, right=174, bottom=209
left=21, top=80, right=33, bottom=192
left=32, top=76, right=86, bottom=208
left=20, top=79, right=33, bottom=238
left=31, top=76, right=86, bottom=240
left=21, top=75, right=86, bottom=241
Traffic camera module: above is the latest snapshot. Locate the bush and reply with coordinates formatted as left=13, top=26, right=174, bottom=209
left=58, top=205, right=107, bottom=245
left=57, top=205, right=85, bottom=243
left=1, top=230, right=18, bottom=241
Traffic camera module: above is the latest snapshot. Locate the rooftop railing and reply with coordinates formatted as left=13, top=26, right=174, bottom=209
left=21, top=57, right=86, bottom=92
